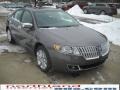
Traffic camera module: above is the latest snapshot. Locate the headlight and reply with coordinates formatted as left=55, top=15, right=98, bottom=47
left=60, top=46, right=73, bottom=54
left=101, top=41, right=110, bottom=56
left=53, top=44, right=80, bottom=55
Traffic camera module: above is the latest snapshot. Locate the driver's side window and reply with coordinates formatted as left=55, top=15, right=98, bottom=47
left=90, top=3, right=96, bottom=7
left=21, top=11, right=33, bottom=24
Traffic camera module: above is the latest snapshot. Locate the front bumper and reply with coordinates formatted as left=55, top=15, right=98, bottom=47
left=48, top=50, right=109, bottom=72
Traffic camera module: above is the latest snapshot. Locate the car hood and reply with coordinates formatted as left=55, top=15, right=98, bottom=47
left=41, top=25, right=107, bottom=46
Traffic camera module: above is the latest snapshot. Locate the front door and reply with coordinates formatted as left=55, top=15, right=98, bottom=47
left=19, top=10, right=36, bottom=51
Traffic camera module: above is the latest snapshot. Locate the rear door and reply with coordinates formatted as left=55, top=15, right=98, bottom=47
left=9, top=9, right=24, bottom=42
left=95, top=4, right=107, bottom=14
left=89, top=4, right=97, bottom=14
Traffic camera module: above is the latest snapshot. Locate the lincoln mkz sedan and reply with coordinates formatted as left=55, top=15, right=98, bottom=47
left=6, top=8, right=110, bottom=73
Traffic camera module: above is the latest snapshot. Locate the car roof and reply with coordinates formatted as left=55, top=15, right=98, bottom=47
left=24, top=7, right=61, bottom=12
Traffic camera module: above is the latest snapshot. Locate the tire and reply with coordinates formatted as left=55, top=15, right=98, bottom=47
left=36, top=46, right=51, bottom=72
left=7, top=29, right=15, bottom=44
left=100, top=11, right=106, bottom=15
left=83, top=9, right=88, bottom=14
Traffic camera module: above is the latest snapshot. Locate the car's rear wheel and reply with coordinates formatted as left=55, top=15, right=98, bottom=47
left=83, top=9, right=88, bottom=14
left=7, top=29, right=15, bottom=44
left=36, top=46, right=51, bottom=72
left=100, top=11, right=106, bottom=15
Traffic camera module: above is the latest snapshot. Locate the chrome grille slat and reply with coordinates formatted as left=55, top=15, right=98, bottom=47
left=78, top=46, right=100, bottom=60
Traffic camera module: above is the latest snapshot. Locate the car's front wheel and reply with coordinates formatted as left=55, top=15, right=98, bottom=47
left=100, top=11, right=106, bottom=15
left=36, top=46, right=51, bottom=72
left=83, top=9, right=88, bottom=14
left=7, top=29, right=15, bottom=44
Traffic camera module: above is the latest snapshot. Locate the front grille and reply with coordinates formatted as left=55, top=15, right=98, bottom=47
left=78, top=46, right=100, bottom=60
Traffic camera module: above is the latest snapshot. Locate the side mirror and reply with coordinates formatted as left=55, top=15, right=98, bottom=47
left=22, top=23, right=33, bottom=29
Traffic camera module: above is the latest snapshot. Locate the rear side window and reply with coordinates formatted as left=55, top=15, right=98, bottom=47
left=14, top=10, right=23, bottom=21
left=90, top=3, right=96, bottom=7
left=96, top=4, right=106, bottom=6
left=21, top=11, right=33, bottom=23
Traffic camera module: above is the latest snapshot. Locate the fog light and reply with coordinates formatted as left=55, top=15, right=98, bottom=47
left=67, top=65, right=80, bottom=71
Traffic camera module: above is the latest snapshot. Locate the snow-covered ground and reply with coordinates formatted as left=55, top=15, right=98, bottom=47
left=67, top=5, right=119, bottom=22
left=0, top=6, right=11, bottom=16
left=0, top=42, right=26, bottom=54
left=67, top=5, right=120, bottom=46
left=79, top=20, right=120, bottom=46
left=42, top=5, right=56, bottom=8
left=0, top=32, right=26, bottom=54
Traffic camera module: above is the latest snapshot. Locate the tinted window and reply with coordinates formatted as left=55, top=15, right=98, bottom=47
left=14, top=10, right=23, bottom=21
left=89, top=3, right=96, bottom=7
left=21, top=11, right=33, bottom=23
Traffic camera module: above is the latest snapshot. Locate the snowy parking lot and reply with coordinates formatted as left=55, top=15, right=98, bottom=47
left=68, top=5, right=120, bottom=46
left=0, top=14, right=120, bottom=84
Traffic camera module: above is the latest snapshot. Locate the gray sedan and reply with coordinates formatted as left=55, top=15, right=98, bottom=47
left=83, top=3, right=117, bottom=15
left=6, top=8, right=110, bottom=73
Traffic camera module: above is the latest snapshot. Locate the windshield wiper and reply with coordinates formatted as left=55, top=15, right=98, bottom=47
left=63, top=25, right=79, bottom=27
left=39, top=26, right=50, bottom=28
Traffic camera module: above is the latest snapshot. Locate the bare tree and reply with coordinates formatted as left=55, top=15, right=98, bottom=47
left=34, top=0, right=37, bottom=7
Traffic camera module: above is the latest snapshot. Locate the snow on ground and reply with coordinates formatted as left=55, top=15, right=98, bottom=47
left=0, top=33, right=26, bottom=54
left=0, top=32, right=7, bottom=42
left=67, top=5, right=119, bottom=22
left=67, top=5, right=84, bottom=15
left=117, top=9, right=120, bottom=14
left=67, top=5, right=120, bottom=46
left=42, top=5, right=56, bottom=8
left=0, top=33, right=7, bottom=39
left=79, top=20, right=120, bottom=46
left=0, top=6, right=11, bottom=16
left=0, top=43, right=26, bottom=54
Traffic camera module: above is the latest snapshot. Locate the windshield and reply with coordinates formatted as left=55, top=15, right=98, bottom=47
left=34, top=10, right=79, bottom=28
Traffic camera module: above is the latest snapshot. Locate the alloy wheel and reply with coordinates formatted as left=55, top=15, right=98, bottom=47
left=37, top=49, right=48, bottom=70
left=84, top=9, right=88, bottom=14
left=100, top=11, right=106, bottom=15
